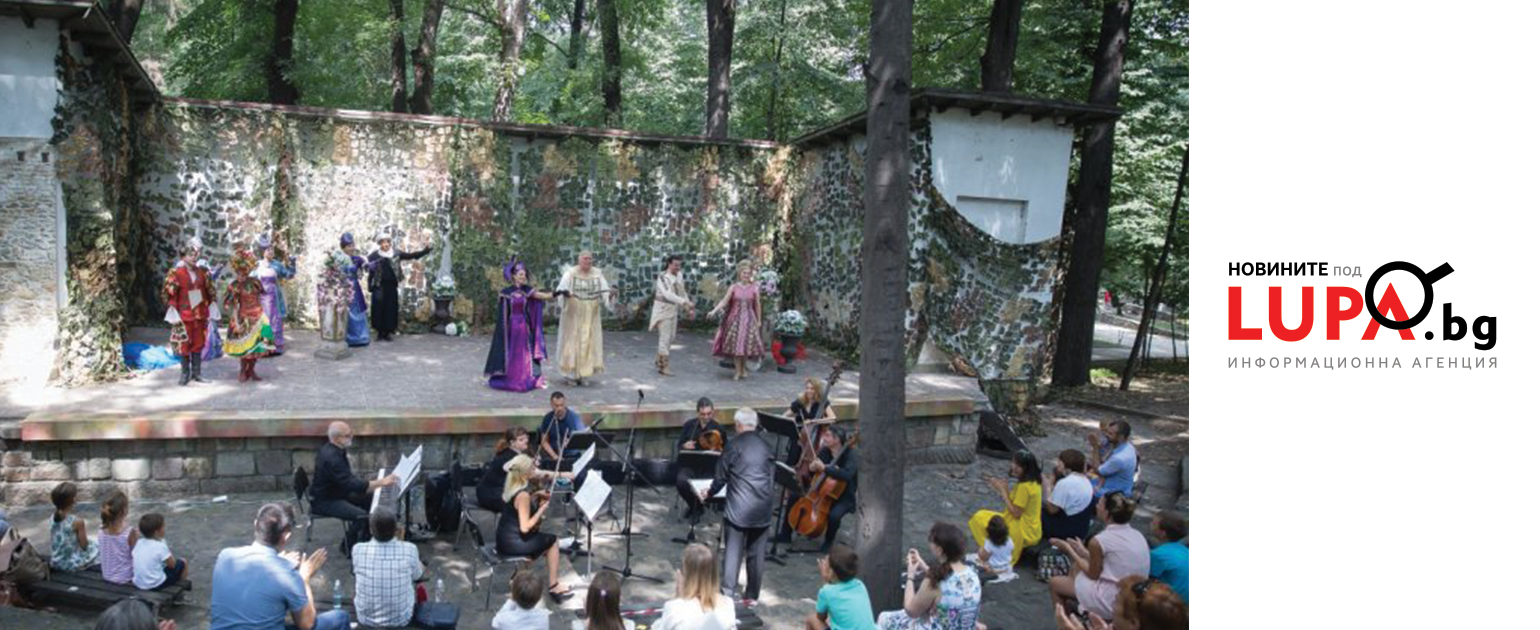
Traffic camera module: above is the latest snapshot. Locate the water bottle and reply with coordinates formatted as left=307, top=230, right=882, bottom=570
left=333, top=578, right=343, bottom=610
left=433, top=577, right=445, bottom=603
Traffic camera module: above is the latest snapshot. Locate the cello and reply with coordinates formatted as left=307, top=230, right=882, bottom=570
left=794, top=363, right=843, bottom=490
left=787, top=430, right=860, bottom=538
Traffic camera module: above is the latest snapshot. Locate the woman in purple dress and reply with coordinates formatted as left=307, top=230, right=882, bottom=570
left=709, top=260, right=765, bottom=381
left=254, top=234, right=297, bottom=355
left=484, top=258, right=554, bottom=392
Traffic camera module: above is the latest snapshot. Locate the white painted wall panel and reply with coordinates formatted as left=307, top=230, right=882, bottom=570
left=0, top=17, right=61, bottom=139
left=929, top=108, right=1075, bottom=244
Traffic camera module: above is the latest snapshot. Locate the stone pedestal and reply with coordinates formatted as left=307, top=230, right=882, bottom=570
left=315, top=305, right=352, bottom=360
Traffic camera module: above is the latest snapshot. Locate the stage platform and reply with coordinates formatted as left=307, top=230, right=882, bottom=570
left=6, top=327, right=987, bottom=442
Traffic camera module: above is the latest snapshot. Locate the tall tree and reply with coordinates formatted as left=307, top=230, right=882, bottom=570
left=1051, top=0, right=1133, bottom=388
left=856, top=0, right=911, bottom=613
left=489, top=0, right=535, bottom=122
left=763, top=0, right=789, bottom=140
left=703, top=0, right=736, bottom=137
left=267, top=0, right=301, bottom=104
left=979, top=0, right=1025, bottom=92
left=107, top=0, right=145, bottom=43
left=410, top=0, right=448, bottom=114
left=1120, top=144, right=1186, bottom=390
left=597, top=0, right=622, bottom=126
left=388, top=0, right=409, bottom=112
left=549, top=0, right=587, bottom=120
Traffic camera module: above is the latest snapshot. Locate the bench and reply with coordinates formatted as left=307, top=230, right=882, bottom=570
left=21, top=569, right=191, bottom=616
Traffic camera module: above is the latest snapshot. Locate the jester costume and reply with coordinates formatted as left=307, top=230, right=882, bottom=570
left=163, top=244, right=217, bottom=386
left=222, top=249, right=275, bottom=382
left=483, top=258, right=550, bottom=393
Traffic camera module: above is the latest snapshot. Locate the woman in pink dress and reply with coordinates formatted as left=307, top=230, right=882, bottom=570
left=709, top=260, right=764, bottom=381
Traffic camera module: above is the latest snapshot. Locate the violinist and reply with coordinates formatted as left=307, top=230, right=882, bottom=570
left=798, top=426, right=859, bottom=554
left=675, top=397, right=725, bottom=523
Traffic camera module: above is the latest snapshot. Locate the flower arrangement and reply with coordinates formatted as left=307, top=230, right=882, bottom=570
left=773, top=309, right=808, bottom=337
left=316, top=250, right=354, bottom=308
left=432, top=274, right=458, bottom=298
left=756, top=268, right=780, bottom=298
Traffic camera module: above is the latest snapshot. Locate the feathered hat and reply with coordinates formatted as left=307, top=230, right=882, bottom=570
left=503, top=254, right=527, bottom=284
left=340, top=232, right=355, bottom=248
left=230, top=247, right=258, bottom=276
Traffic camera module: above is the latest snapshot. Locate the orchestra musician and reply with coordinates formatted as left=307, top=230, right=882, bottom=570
left=773, top=378, right=838, bottom=545
left=700, top=408, right=776, bottom=601
left=675, top=397, right=725, bottom=524
left=800, top=427, right=859, bottom=554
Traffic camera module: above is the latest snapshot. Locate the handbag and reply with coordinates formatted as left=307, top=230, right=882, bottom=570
left=1036, top=546, right=1071, bottom=582
left=412, top=601, right=460, bottom=629
left=0, top=528, right=49, bottom=585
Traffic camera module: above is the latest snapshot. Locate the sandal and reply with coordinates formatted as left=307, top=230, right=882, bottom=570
left=548, top=584, right=574, bottom=603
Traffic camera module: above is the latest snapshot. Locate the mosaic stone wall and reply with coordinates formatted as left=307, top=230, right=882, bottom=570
left=0, top=139, right=60, bottom=386
left=133, top=104, right=787, bottom=331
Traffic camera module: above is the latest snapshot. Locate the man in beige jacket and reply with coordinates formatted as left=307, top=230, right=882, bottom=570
left=650, top=254, right=694, bottom=375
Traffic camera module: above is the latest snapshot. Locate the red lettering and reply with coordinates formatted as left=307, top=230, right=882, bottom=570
left=1325, top=286, right=1362, bottom=340
left=1267, top=286, right=1313, bottom=342
left=1361, top=283, right=1416, bottom=341
left=1228, top=287, right=1262, bottom=340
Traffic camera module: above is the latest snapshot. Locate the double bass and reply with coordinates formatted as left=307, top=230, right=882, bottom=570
left=794, top=363, right=844, bottom=490
left=786, top=430, right=861, bottom=538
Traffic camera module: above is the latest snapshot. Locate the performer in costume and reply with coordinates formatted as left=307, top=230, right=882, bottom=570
left=254, top=234, right=297, bottom=355
left=554, top=251, right=614, bottom=386
left=484, top=257, right=553, bottom=393
left=222, top=248, right=275, bottom=383
left=650, top=254, right=694, bottom=376
left=366, top=230, right=432, bottom=342
left=709, top=260, right=764, bottom=381
left=340, top=233, right=372, bottom=347
left=194, top=259, right=224, bottom=363
left=163, top=240, right=217, bottom=386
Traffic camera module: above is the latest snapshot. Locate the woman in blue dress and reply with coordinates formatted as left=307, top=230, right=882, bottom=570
left=484, top=257, right=553, bottom=392
left=255, top=234, right=297, bottom=355
left=340, top=232, right=372, bottom=347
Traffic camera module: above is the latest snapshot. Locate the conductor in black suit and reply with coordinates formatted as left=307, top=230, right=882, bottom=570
left=701, top=407, right=776, bottom=601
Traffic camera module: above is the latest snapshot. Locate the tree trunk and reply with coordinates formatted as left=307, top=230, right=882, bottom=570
left=856, top=0, right=911, bottom=613
left=979, top=0, right=1025, bottom=92
left=1121, top=146, right=1187, bottom=390
left=704, top=0, right=736, bottom=138
left=107, top=0, right=144, bottom=43
left=388, top=0, right=409, bottom=113
left=1050, top=0, right=1132, bottom=388
left=598, top=0, right=622, bottom=126
left=266, top=0, right=301, bottom=105
left=764, top=0, right=788, bottom=140
left=490, top=0, right=534, bottom=123
left=550, top=0, right=586, bottom=120
left=409, top=0, right=447, bottom=114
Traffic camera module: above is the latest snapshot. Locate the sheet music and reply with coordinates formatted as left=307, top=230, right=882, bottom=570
left=572, top=443, right=597, bottom=478
left=392, top=445, right=423, bottom=489
left=689, top=478, right=727, bottom=499
left=574, top=474, right=612, bottom=522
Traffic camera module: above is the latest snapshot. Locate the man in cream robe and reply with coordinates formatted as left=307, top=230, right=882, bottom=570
left=649, top=255, right=694, bottom=376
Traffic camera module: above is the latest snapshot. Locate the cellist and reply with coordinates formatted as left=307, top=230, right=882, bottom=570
left=773, top=378, right=839, bottom=544
left=784, top=427, right=860, bottom=554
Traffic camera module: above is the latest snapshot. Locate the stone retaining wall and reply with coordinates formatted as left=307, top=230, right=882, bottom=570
left=0, top=414, right=976, bottom=507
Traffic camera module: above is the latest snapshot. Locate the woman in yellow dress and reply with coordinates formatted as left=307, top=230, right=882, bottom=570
left=967, top=449, right=1042, bottom=566
left=554, top=251, right=615, bottom=386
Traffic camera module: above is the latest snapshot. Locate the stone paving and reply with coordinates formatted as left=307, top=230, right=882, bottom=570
left=0, top=396, right=1187, bottom=630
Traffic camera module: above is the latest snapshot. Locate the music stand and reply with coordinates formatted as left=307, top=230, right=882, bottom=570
left=765, top=461, right=805, bottom=564
left=590, top=422, right=664, bottom=584
left=670, top=450, right=722, bottom=546
left=565, top=432, right=621, bottom=525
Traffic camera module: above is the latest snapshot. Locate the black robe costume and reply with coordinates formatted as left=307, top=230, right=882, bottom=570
left=367, top=245, right=431, bottom=338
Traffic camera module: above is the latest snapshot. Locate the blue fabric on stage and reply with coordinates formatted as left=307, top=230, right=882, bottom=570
left=124, top=343, right=180, bottom=371
left=346, top=255, right=371, bottom=347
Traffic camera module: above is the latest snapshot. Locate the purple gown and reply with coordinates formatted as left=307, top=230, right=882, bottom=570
left=255, top=259, right=295, bottom=353
left=484, top=286, right=548, bottom=392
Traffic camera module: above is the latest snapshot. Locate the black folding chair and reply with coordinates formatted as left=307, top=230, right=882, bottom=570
left=463, top=518, right=535, bottom=611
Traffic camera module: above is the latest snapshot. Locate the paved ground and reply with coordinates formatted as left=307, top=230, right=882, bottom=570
left=1091, top=321, right=1188, bottom=362
left=0, top=391, right=1188, bottom=630
left=1, top=328, right=984, bottom=420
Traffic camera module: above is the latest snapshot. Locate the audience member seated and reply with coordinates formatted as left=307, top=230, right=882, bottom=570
left=1088, top=421, right=1137, bottom=499
left=576, top=570, right=634, bottom=630
left=50, top=481, right=99, bottom=572
left=806, top=544, right=876, bottom=630
left=352, top=510, right=425, bottom=628
left=98, top=490, right=139, bottom=585
left=94, top=598, right=177, bottom=630
left=1053, top=576, right=1187, bottom=630
left=132, top=514, right=186, bottom=591
left=480, top=428, right=534, bottom=511
left=876, top=523, right=981, bottom=630
left=966, top=449, right=1041, bottom=568
left=1048, top=493, right=1150, bottom=621
left=654, top=543, right=736, bottom=630
left=498, top=454, right=574, bottom=602
left=492, top=569, right=551, bottom=630
left=968, top=516, right=1015, bottom=583
left=1147, top=512, right=1189, bottom=603
left=210, top=503, right=349, bottom=630
left=312, top=421, right=399, bottom=555
left=1041, top=450, right=1095, bottom=542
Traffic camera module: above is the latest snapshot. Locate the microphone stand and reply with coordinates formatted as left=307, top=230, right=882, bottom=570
left=597, top=390, right=663, bottom=583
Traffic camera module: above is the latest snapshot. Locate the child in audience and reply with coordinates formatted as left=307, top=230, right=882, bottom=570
left=1147, top=512, right=1189, bottom=603
left=493, top=569, right=551, bottom=630
left=576, top=570, right=634, bottom=630
left=655, top=543, right=736, bottom=630
left=807, top=544, right=877, bottom=630
left=98, top=490, right=139, bottom=585
left=49, top=481, right=99, bottom=572
left=970, top=516, right=1016, bottom=583
left=132, top=513, right=187, bottom=591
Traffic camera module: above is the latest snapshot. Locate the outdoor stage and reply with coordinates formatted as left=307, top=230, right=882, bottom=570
left=0, top=328, right=987, bottom=504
